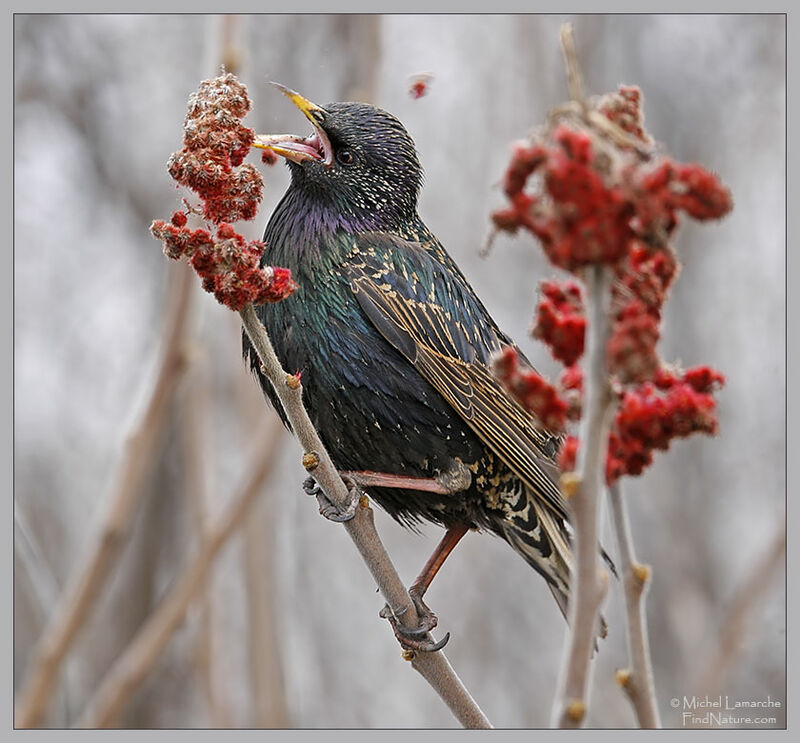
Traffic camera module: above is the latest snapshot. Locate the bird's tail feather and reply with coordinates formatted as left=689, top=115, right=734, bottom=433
left=497, top=493, right=609, bottom=643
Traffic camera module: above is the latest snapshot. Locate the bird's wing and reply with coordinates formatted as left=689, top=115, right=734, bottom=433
left=346, top=232, right=569, bottom=521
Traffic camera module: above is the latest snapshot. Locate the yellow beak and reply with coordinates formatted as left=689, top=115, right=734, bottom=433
left=251, top=83, right=333, bottom=166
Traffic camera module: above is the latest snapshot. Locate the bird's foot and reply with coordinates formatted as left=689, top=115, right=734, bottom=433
left=302, top=475, right=359, bottom=523
left=434, top=459, right=472, bottom=494
left=379, top=590, right=450, bottom=653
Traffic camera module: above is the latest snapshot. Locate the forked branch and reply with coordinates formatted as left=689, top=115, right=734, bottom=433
left=608, top=481, right=660, bottom=727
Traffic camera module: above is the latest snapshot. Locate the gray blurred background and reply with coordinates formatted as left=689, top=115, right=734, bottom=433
left=14, top=14, right=785, bottom=728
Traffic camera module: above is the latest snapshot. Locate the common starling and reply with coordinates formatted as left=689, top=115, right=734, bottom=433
left=246, top=85, right=592, bottom=649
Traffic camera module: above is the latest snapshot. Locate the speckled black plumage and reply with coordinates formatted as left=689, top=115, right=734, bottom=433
left=244, top=101, right=575, bottom=614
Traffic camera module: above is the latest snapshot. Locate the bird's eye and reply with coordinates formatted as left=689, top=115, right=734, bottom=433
left=337, top=149, right=354, bottom=165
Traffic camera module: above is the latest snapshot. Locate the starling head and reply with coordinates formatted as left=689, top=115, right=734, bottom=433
left=254, top=84, right=422, bottom=230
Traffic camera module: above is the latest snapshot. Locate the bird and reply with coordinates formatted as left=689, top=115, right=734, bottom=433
left=245, top=84, right=602, bottom=651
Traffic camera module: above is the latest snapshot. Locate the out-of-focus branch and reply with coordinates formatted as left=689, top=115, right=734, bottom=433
left=244, top=483, right=291, bottom=727
left=559, top=23, right=586, bottom=110
left=228, top=318, right=292, bottom=727
left=555, top=23, right=652, bottom=158
left=240, top=303, right=492, bottom=729
left=14, top=506, right=61, bottom=631
left=179, top=358, right=234, bottom=727
left=14, top=507, right=74, bottom=723
left=694, top=523, right=786, bottom=698
left=77, top=416, right=284, bottom=728
left=551, top=264, right=615, bottom=729
left=218, top=14, right=243, bottom=75
left=15, top=261, right=194, bottom=729
left=608, top=481, right=660, bottom=728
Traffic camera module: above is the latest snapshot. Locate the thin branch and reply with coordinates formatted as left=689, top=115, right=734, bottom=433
left=15, top=261, right=195, bottom=729
left=218, top=14, right=243, bottom=76
left=608, top=481, right=660, bottom=728
left=77, top=416, right=284, bottom=728
left=555, top=24, right=653, bottom=161
left=240, top=303, right=492, bottom=729
left=560, top=24, right=586, bottom=110
left=551, top=264, right=615, bottom=728
left=548, top=101, right=655, bottom=160
left=694, top=523, right=786, bottom=698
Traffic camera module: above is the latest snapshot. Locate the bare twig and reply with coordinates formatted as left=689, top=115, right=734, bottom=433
left=218, top=14, right=243, bottom=76
left=551, top=264, right=615, bottom=728
left=560, top=24, right=586, bottom=110
left=15, top=261, right=194, bottom=729
left=694, top=523, right=786, bottom=698
left=77, top=416, right=284, bottom=728
left=608, top=481, right=661, bottom=728
left=240, top=303, right=492, bottom=729
left=555, top=24, right=653, bottom=160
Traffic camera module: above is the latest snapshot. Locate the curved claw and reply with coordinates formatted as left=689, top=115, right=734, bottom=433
left=426, top=632, right=451, bottom=652
left=380, top=603, right=408, bottom=620
left=394, top=629, right=450, bottom=653
left=380, top=602, right=448, bottom=653
left=304, top=476, right=358, bottom=522
left=318, top=500, right=356, bottom=522
left=391, top=618, right=437, bottom=638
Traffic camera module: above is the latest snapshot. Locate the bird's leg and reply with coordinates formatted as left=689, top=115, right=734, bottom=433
left=380, top=523, right=469, bottom=653
left=407, top=522, right=469, bottom=621
left=302, top=475, right=360, bottom=522
left=340, top=459, right=472, bottom=496
left=305, top=462, right=471, bottom=651
left=301, top=460, right=471, bottom=524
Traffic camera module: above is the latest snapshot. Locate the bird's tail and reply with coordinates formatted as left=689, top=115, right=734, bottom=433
left=496, top=491, right=610, bottom=643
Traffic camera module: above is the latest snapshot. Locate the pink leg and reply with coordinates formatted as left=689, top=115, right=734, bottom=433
left=339, top=469, right=454, bottom=495
left=410, top=523, right=469, bottom=599
left=380, top=523, right=470, bottom=653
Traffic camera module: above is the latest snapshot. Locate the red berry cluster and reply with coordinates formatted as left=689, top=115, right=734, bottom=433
left=532, top=279, right=586, bottom=367
left=559, top=365, right=725, bottom=484
left=615, top=242, right=679, bottom=316
left=151, top=216, right=296, bottom=311
left=629, top=159, right=733, bottom=243
left=490, top=88, right=732, bottom=273
left=606, top=299, right=660, bottom=385
left=151, top=73, right=297, bottom=311
left=491, top=126, right=634, bottom=271
left=166, top=73, right=263, bottom=224
left=491, top=86, right=731, bottom=483
left=606, top=240, right=681, bottom=384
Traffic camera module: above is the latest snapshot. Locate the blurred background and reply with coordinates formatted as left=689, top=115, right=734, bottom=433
left=14, top=14, right=785, bottom=728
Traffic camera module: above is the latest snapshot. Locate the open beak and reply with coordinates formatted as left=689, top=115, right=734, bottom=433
left=252, top=83, right=333, bottom=166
